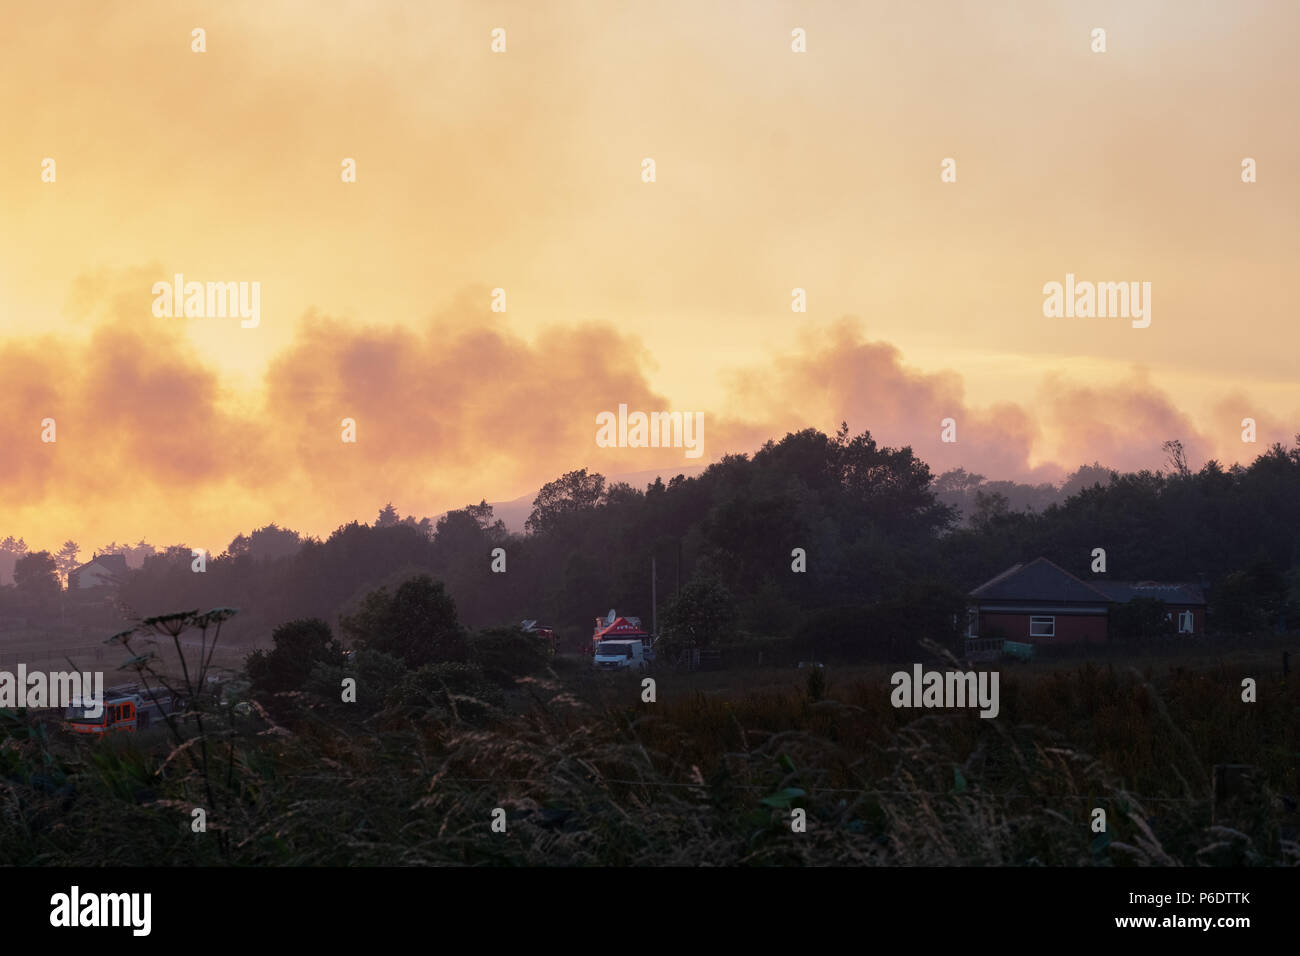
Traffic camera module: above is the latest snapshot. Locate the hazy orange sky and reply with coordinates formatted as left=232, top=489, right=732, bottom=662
left=1, top=0, right=1297, bottom=556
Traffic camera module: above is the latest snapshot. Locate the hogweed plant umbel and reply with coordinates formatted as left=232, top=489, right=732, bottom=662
left=107, top=607, right=242, bottom=858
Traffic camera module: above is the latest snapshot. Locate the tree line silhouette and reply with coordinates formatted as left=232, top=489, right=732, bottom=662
left=3, top=425, right=1298, bottom=659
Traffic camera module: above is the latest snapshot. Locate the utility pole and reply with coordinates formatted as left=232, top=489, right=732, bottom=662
left=651, top=554, right=657, bottom=639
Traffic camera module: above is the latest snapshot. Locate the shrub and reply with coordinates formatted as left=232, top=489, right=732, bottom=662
left=305, top=647, right=407, bottom=718
left=468, top=626, right=550, bottom=687
left=388, top=661, right=505, bottom=722
left=1110, top=597, right=1175, bottom=642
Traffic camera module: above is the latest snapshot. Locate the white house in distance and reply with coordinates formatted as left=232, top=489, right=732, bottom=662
left=68, top=553, right=129, bottom=590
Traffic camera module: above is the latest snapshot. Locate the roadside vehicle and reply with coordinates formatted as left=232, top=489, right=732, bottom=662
left=593, top=639, right=651, bottom=672
left=64, top=692, right=177, bottom=735
left=521, top=620, right=557, bottom=656
left=65, top=695, right=141, bottom=735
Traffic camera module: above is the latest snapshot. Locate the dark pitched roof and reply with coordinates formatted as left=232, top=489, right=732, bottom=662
left=72, top=553, right=129, bottom=577
left=1092, top=582, right=1206, bottom=605
left=969, top=557, right=1111, bottom=603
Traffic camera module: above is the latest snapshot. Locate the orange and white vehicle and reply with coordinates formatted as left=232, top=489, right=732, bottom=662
left=65, top=695, right=138, bottom=735
left=65, top=693, right=174, bottom=735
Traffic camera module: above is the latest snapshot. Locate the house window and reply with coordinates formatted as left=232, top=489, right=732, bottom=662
left=1177, top=610, right=1194, bottom=634
left=1029, top=616, right=1055, bottom=637
left=966, top=608, right=979, bottom=638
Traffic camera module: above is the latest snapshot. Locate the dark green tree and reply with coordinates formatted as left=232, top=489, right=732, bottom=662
left=340, top=575, right=467, bottom=669
left=376, top=503, right=401, bottom=528
left=226, top=523, right=303, bottom=561
left=661, top=576, right=736, bottom=651
left=525, top=469, right=606, bottom=536
left=14, top=550, right=60, bottom=601
left=246, top=617, right=346, bottom=695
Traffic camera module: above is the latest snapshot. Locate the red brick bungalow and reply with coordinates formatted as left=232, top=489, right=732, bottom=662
left=966, top=557, right=1207, bottom=645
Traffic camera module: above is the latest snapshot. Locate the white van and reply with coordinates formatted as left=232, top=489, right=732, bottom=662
left=593, top=639, right=649, bottom=672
